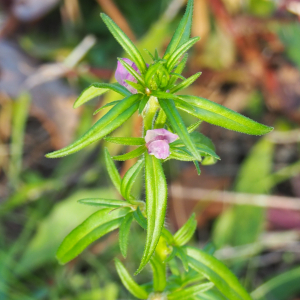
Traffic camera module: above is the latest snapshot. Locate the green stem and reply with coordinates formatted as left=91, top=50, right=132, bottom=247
left=143, top=96, right=160, bottom=131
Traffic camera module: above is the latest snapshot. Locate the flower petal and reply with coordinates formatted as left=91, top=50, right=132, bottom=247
left=147, top=140, right=170, bottom=159
left=115, top=58, right=140, bottom=94
left=145, top=129, right=178, bottom=144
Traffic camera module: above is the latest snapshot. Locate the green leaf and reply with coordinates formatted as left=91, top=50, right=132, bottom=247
left=101, top=13, right=147, bottom=74
left=112, top=145, right=147, bottom=161
left=168, top=282, right=214, bottom=300
left=105, top=136, right=145, bottom=146
left=93, top=100, right=121, bottom=115
left=150, top=255, right=167, bottom=292
left=56, top=207, right=131, bottom=264
left=73, top=82, right=130, bottom=108
left=118, top=58, right=145, bottom=85
left=251, top=266, right=300, bottom=300
left=168, top=54, right=188, bottom=87
left=119, top=213, right=134, bottom=258
left=170, top=72, right=202, bottom=93
left=166, top=37, right=200, bottom=72
left=46, top=94, right=140, bottom=158
left=104, top=148, right=122, bottom=194
left=177, top=95, right=273, bottom=135
left=187, top=120, right=202, bottom=133
left=163, top=0, right=194, bottom=59
left=138, top=95, right=149, bottom=115
left=124, top=80, right=145, bottom=93
left=174, top=213, right=197, bottom=246
left=194, top=161, right=201, bottom=175
left=78, top=198, right=131, bottom=208
left=136, top=153, right=167, bottom=274
left=114, top=258, right=149, bottom=299
left=176, top=246, right=189, bottom=271
left=133, top=206, right=147, bottom=229
left=186, top=246, right=252, bottom=300
left=121, top=159, right=145, bottom=201
left=158, top=98, right=201, bottom=161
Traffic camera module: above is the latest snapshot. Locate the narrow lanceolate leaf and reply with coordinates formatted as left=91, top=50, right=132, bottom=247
left=168, top=282, right=214, bottom=300
left=105, top=136, right=145, bottom=146
left=121, top=159, right=145, bottom=201
left=186, top=246, right=252, bottom=300
left=166, top=37, right=200, bottom=72
left=158, top=98, right=201, bottom=161
left=174, top=213, right=197, bottom=246
left=169, top=72, right=202, bottom=94
left=163, top=0, right=194, bottom=59
left=187, top=120, right=202, bottom=133
left=194, top=161, right=201, bottom=175
left=138, top=95, right=149, bottom=115
left=168, top=54, right=188, bottom=87
left=78, top=198, right=131, bottom=208
left=118, top=58, right=145, bottom=85
left=112, top=145, right=147, bottom=161
left=115, top=258, right=149, bottom=300
left=176, top=247, right=189, bottom=271
left=104, top=148, right=121, bottom=194
left=93, top=100, right=121, bottom=115
left=177, top=95, right=273, bottom=135
left=46, top=94, right=140, bottom=158
left=119, top=213, right=134, bottom=258
left=56, top=207, right=131, bottom=264
left=73, top=82, right=130, bottom=108
left=101, top=13, right=147, bottom=74
left=150, top=255, right=167, bottom=292
left=136, top=153, right=167, bottom=274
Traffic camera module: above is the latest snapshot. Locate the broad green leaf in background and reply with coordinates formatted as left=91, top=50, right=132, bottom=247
left=56, top=207, right=131, bottom=264
left=73, top=83, right=130, bottom=108
left=213, top=138, right=274, bottom=249
left=114, top=259, right=149, bottom=299
left=168, top=282, right=214, bottom=300
left=101, top=13, right=147, bottom=74
left=119, top=213, right=134, bottom=258
left=177, top=95, right=273, bottom=135
left=186, top=247, right=252, bottom=300
left=158, top=98, right=201, bottom=161
left=46, top=94, right=141, bottom=158
left=163, top=0, right=194, bottom=59
left=136, top=153, right=167, bottom=274
left=251, top=266, right=300, bottom=300
left=15, top=188, right=115, bottom=275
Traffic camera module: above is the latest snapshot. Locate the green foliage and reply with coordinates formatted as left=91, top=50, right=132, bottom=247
left=137, top=153, right=167, bottom=274
left=44, top=0, right=273, bottom=298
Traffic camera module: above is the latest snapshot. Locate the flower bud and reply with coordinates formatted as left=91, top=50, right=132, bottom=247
left=145, top=62, right=169, bottom=90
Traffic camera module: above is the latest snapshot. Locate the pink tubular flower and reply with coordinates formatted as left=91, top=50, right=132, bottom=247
left=145, top=129, right=178, bottom=159
left=115, top=58, right=140, bottom=94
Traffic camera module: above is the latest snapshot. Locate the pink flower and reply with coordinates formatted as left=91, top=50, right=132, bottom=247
left=115, top=58, right=140, bottom=94
left=145, top=129, right=178, bottom=159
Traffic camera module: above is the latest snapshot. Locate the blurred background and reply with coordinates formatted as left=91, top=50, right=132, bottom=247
left=0, top=0, right=300, bottom=299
